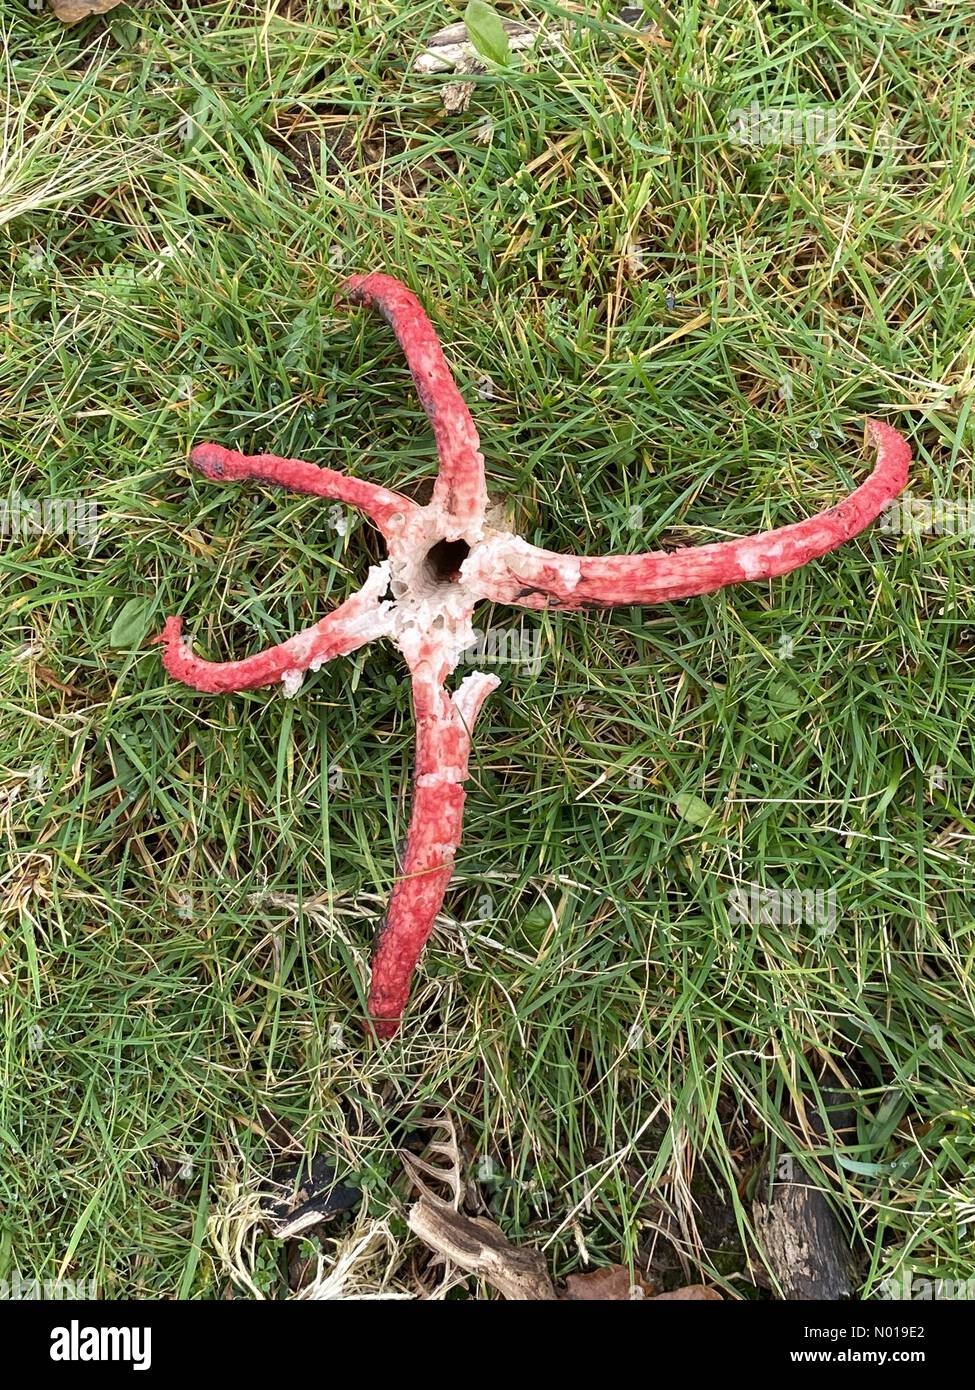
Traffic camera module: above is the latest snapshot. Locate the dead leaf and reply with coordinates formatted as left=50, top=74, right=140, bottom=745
left=652, top=1284, right=723, bottom=1300
left=562, top=1264, right=657, bottom=1300
left=561, top=1266, right=720, bottom=1300
left=34, top=665, right=83, bottom=696
left=48, top=0, right=125, bottom=23
left=407, top=1195, right=556, bottom=1300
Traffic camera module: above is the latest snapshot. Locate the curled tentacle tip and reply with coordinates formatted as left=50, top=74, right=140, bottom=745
left=365, top=1016, right=399, bottom=1041
left=154, top=616, right=183, bottom=647
left=188, top=442, right=233, bottom=478
left=865, top=417, right=912, bottom=483
left=341, top=274, right=369, bottom=302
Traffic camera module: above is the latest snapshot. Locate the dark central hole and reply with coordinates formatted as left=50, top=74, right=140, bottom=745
left=424, top=537, right=471, bottom=586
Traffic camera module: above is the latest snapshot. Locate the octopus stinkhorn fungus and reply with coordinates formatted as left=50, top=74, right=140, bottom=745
left=158, top=272, right=911, bottom=1038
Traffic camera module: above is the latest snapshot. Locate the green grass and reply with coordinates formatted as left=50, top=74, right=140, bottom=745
left=1, top=0, right=974, bottom=1299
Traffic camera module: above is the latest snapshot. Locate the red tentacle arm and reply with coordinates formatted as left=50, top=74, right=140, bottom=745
left=465, top=420, right=911, bottom=609
left=156, top=563, right=392, bottom=694
left=366, top=666, right=499, bottom=1038
left=189, top=442, right=418, bottom=540
left=342, top=272, right=489, bottom=542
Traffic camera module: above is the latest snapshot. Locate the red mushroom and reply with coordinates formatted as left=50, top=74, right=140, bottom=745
left=158, top=272, right=910, bottom=1038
